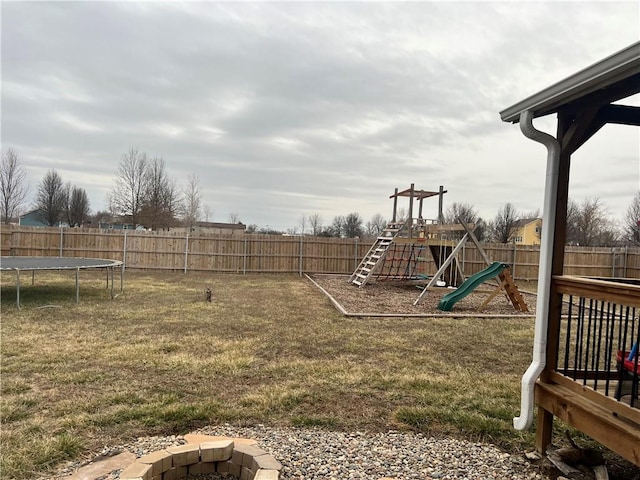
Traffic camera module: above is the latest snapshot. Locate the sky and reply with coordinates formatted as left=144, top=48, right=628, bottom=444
left=2, top=1, right=639, bottom=231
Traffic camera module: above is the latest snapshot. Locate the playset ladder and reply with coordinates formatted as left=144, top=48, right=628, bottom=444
left=498, top=268, right=529, bottom=312
left=349, top=222, right=405, bottom=287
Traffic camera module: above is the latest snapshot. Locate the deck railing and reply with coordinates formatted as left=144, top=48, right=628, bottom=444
left=551, top=276, right=640, bottom=415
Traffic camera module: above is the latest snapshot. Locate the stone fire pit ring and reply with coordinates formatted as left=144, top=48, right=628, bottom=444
left=119, top=437, right=281, bottom=480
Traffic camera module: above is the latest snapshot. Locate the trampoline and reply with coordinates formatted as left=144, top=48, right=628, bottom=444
left=0, top=256, right=124, bottom=309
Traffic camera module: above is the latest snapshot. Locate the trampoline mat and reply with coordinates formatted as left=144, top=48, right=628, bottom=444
left=0, top=256, right=122, bottom=271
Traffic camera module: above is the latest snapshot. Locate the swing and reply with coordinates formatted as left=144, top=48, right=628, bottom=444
left=436, top=234, right=448, bottom=287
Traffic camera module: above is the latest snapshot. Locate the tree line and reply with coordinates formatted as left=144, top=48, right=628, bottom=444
left=2, top=146, right=639, bottom=246
left=269, top=197, right=639, bottom=247
left=0, top=148, right=91, bottom=228
left=0, top=147, right=211, bottom=229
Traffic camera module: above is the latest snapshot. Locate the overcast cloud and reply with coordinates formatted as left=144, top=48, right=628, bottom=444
left=2, top=1, right=639, bottom=230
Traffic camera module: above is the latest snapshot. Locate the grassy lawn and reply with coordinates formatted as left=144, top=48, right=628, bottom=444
left=1, top=270, right=539, bottom=479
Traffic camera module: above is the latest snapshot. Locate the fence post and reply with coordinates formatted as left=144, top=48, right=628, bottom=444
left=354, top=238, right=359, bottom=271
left=59, top=226, right=63, bottom=257
left=11, top=227, right=16, bottom=256
left=512, top=242, right=517, bottom=279
left=299, top=235, right=303, bottom=276
left=624, top=245, right=628, bottom=277
left=243, top=236, right=247, bottom=274
left=462, top=243, right=466, bottom=276
left=123, top=230, right=128, bottom=271
left=184, top=233, right=189, bottom=274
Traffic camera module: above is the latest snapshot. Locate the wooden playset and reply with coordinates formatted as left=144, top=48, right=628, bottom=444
left=349, top=184, right=528, bottom=312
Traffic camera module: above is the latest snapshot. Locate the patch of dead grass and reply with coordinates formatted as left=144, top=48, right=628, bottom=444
left=1, top=270, right=539, bottom=479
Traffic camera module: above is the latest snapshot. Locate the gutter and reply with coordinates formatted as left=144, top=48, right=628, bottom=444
left=499, top=41, right=640, bottom=123
left=513, top=110, right=561, bottom=430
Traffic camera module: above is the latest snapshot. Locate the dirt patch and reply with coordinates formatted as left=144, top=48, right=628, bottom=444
left=309, top=274, right=537, bottom=316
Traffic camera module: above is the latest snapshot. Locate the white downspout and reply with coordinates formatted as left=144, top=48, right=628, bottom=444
left=513, top=110, right=561, bottom=430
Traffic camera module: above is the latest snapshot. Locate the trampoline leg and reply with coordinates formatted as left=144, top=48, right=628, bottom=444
left=120, top=264, right=124, bottom=293
left=110, top=267, right=114, bottom=299
left=32, top=270, right=35, bottom=285
left=76, top=268, right=80, bottom=303
left=16, top=269, right=21, bottom=310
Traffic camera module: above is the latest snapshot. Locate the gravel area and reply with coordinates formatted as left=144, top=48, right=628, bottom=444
left=48, top=425, right=543, bottom=480
left=193, top=426, right=543, bottom=480
left=309, top=274, right=536, bottom=316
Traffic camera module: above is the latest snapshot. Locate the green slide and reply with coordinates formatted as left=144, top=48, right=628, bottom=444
left=437, top=262, right=509, bottom=311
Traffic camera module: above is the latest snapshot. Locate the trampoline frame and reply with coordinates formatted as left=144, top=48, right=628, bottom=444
left=0, top=256, right=124, bottom=309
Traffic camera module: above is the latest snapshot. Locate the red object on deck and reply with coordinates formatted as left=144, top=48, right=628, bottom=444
left=617, top=350, right=640, bottom=373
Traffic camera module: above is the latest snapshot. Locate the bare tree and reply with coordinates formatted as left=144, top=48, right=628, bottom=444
left=523, top=208, right=541, bottom=219
left=491, top=203, right=520, bottom=243
left=228, top=212, right=240, bottom=223
left=308, top=213, right=323, bottom=236
left=109, top=147, right=148, bottom=225
left=444, top=202, right=478, bottom=225
left=0, top=148, right=28, bottom=224
left=91, top=210, right=114, bottom=225
left=344, top=212, right=364, bottom=238
left=565, top=200, right=580, bottom=245
left=443, top=202, right=486, bottom=240
left=396, top=207, right=408, bottom=223
left=566, top=197, right=617, bottom=246
left=65, top=184, right=91, bottom=226
left=182, top=174, right=202, bottom=230
left=63, top=181, right=72, bottom=224
left=139, top=157, right=181, bottom=230
left=365, top=213, right=387, bottom=237
left=203, top=204, right=213, bottom=223
left=622, top=191, right=640, bottom=245
left=35, top=169, right=66, bottom=226
left=110, top=150, right=181, bottom=230
left=329, top=215, right=345, bottom=237
left=297, top=214, right=307, bottom=235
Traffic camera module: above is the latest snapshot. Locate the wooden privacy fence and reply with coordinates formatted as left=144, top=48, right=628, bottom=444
left=1, top=226, right=639, bottom=279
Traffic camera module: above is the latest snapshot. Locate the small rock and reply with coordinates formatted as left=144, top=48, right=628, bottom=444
left=525, top=451, right=542, bottom=461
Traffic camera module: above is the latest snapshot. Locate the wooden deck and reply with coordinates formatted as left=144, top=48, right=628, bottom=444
left=535, top=379, right=639, bottom=465
left=536, top=276, right=640, bottom=466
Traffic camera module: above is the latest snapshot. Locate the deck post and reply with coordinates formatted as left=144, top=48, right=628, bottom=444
left=536, top=114, right=572, bottom=455
left=535, top=405, right=554, bottom=453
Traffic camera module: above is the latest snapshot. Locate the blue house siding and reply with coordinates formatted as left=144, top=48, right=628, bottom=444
left=19, top=209, right=70, bottom=227
left=19, top=209, right=48, bottom=227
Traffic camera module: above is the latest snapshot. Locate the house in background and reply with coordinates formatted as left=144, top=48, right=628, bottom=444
left=19, top=209, right=69, bottom=227
left=512, top=218, right=542, bottom=245
left=171, top=221, right=246, bottom=235
left=97, top=222, right=146, bottom=230
left=19, top=209, right=48, bottom=227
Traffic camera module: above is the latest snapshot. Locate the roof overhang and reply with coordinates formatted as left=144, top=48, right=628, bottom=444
left=500, top=42, right=640, bottom=123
